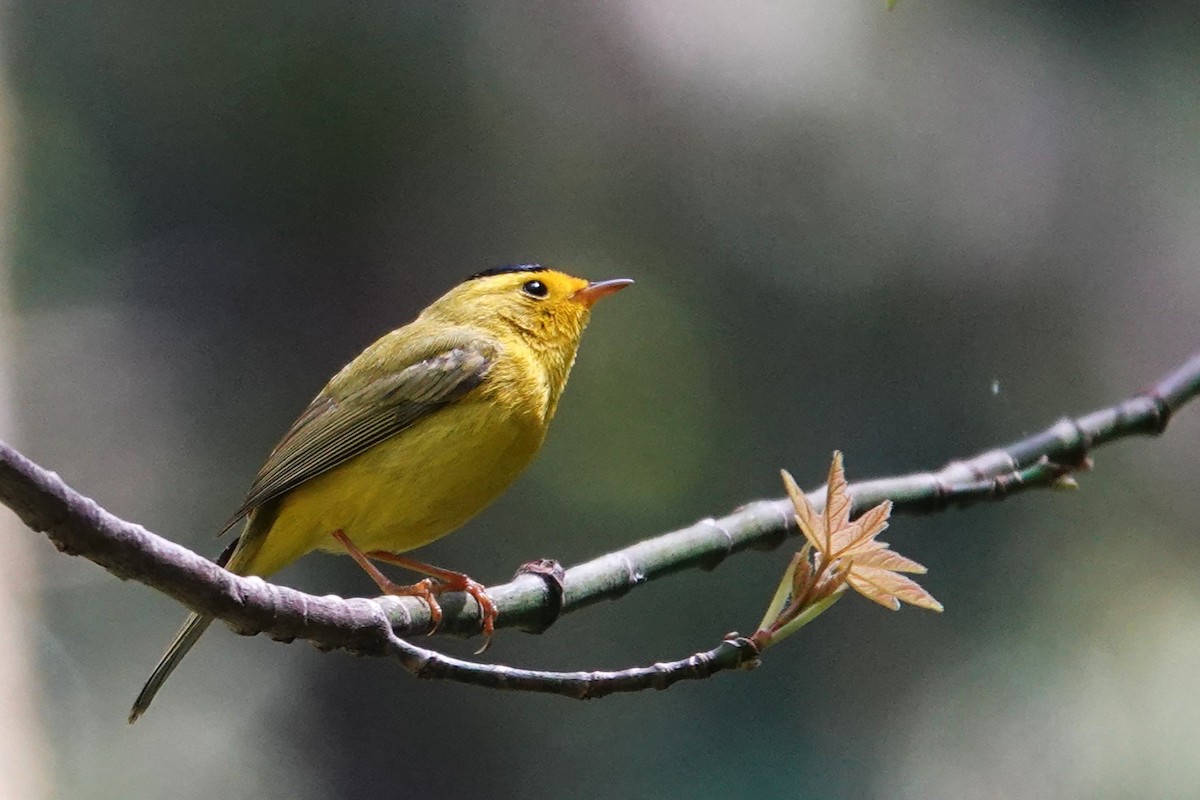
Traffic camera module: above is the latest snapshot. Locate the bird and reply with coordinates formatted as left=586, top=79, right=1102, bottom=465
left=128, top=265, right=632, bottom=722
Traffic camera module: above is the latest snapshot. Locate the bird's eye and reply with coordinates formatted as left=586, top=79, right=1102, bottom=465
left=522, top=279, right=549, bottom=299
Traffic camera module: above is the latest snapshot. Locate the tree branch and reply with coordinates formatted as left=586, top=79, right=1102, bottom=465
left=386, top=631, right=764, bottom=699
left=2, top=350, right=1197, bottom=697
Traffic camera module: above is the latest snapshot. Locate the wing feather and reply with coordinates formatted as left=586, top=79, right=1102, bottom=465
left=222, top=344, right=494, bottom=529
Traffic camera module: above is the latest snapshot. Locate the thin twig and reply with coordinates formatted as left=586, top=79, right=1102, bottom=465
left=387, top=632, right=762, bottom=698
left=0, top=349, right=1196, bottom=697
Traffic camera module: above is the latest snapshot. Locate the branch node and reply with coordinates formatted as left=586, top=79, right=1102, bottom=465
left=1051, top=416, right=1092, bottom=467
left=228, top=575, right=272, bottom=637
left=1142, top=389, right=1173, bottom=434
left=698, top=518, right=735, bottom=571
left=724, top=633, right=762, bottom=670
left=618, top=553, right=645, bottom=591
left=378, top=595, right=419, bottom=638
left=928, top=471, right=955, bottom=512
left=511, top=558, right=566, bottom=634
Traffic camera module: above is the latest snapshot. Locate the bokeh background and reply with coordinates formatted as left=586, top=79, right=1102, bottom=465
left=3, top=2, right=1200, bottom=798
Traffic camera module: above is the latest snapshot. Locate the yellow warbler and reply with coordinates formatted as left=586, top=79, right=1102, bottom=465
left=129, top=266, right=631, bottom=722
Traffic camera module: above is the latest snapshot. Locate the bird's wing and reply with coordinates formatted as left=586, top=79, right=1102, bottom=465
left=223, top=343, right=495, bottom=529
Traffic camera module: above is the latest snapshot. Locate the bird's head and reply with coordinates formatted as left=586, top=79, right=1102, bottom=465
left=426, top=265, right=632, bottom=353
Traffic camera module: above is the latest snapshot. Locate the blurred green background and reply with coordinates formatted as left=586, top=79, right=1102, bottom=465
left=3, top=1, right=1200, bottom=798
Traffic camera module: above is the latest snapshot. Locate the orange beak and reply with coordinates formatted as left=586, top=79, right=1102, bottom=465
left=570, top=278, right=634, bottom=308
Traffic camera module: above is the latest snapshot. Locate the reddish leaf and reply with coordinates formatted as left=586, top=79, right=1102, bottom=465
left=782, top=469, right=824, bottom=554
left=824, top=451, right=852, bottom=550
left=849, top=565, right=943, bottom=612
left=848, top=548, right=928, bottom=574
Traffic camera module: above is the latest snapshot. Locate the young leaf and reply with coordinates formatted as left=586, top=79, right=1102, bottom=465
left=781, top=469, right=823, bottom=553
left=846, top=565, right=943, bottom=612
left=754, top=453, right=943, bottom=650
left=824, top=451, right=852, bottom=550
left=847, top=547, right=927, bottom=574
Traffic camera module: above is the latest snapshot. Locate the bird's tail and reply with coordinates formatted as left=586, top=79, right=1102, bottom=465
left=127, top=611, right=214, bottom=724
left=128, top=533, right=252, bottom=724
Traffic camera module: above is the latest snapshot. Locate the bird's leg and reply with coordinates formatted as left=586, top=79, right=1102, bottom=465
left=365, top=550, right=498, bottom=652
left=330, top=530, right=445, bottom=632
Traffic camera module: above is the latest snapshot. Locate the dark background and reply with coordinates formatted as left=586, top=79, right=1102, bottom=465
left=4, top=2, right=1200, bottom=798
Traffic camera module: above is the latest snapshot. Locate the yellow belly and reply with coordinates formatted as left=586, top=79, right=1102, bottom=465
left=238, top=398, right=544, bottom=577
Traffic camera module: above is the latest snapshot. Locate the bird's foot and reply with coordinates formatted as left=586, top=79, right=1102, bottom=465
left=329, top=531, right=497, bottom=651
left=366, top=550, right=498, bottom=653
left=375, top=576, right=446, bottom=630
